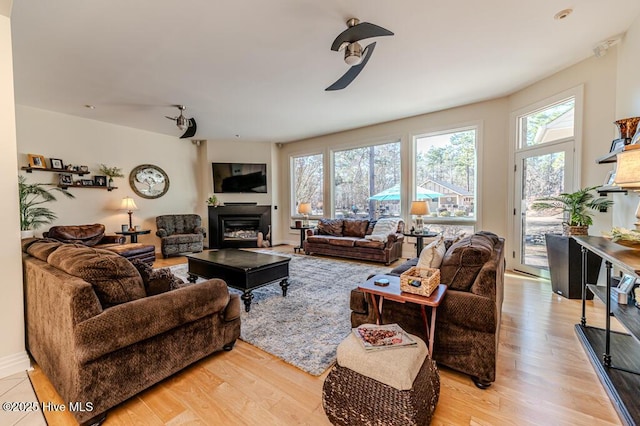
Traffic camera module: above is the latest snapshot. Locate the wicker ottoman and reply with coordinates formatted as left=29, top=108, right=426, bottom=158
left=322, top=332, right=440, bottom=425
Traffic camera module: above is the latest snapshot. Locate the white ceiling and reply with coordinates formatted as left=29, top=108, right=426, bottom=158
left=10, top=1, right=640, bottom=143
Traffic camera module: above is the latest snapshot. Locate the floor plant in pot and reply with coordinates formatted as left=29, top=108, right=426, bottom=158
left=19, top=175, right=75, bottom=237
left=531, top=186, right=613, bottom=236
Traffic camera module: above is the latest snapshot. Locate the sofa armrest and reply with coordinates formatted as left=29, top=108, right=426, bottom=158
left=75, top=278, right=232, bottom=364
left=224, top=294, right=241, bottom=321
left=440, top=289, right=497, bottom=333
left=156, top=228, right=168, bottom=238
left=350, top=289, right=369, bottom=314
left=386, top=233, right=404, bottom=245
left=101, top=235, right=125, bottom=244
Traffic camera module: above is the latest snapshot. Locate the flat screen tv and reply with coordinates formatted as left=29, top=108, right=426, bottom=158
left=212, top=162, right=267, bottom=193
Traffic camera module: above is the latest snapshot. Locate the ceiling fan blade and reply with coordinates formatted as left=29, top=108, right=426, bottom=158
left=165, top=115, right=177, bottom=121
left=326, top=42, right=376, bottom=91
left=331, top=22, right=393, bottom=51
left=180, top=118, right=197, bottom=139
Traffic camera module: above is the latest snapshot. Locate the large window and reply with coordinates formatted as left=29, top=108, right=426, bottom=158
left=292, top=153, right=323, bottom=217
left=333, top=141, right=401, bottom=219
left=415, top=128, right=477, bottom=237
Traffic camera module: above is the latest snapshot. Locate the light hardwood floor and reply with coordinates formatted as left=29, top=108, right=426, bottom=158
left=29, top=247, right=623, bottom=425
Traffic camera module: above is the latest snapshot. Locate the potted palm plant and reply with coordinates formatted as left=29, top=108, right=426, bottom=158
left=531, top=186, right=613, bottom=236
left=531, top=186, right=611, bottom=299
left=19, top=175, right=74, bottom=237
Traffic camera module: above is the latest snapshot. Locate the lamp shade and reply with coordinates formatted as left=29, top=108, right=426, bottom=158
left=615, top=149, right=640, bottom=189
left=121, top=197, right=138, bottom=212
left=298, top=203, right=312, bottom=215
left=410, top=200, right=429, bottom=216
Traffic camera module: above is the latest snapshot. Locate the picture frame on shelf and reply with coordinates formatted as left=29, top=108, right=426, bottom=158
left=94, top=175, right=107, bottom=187
left=632, top=126, right=640, bottom=145
left=28, top=154, right=46, bottom=168
left=618, top=274, right=636, bottom=294
left=81, top=179, right=94, bottom=186
left=49, top=158, right=64, bottom=169
left=603, top=170, right=616, bottom=187
left=58, top=173, right=73, bottom=186
left=79, top=165, right=89, bottom=173
left=610, top=138, right=629, bottom=153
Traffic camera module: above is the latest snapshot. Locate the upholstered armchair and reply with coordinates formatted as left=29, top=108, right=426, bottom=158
left=156, top=214, right=206, bottom=258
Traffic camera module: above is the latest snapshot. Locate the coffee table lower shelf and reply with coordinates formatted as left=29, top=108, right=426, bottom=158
left=575, top=324, right=640, bottom=425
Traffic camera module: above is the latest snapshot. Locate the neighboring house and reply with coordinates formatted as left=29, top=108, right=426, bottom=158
left=421, top=179, right=474, bottom=216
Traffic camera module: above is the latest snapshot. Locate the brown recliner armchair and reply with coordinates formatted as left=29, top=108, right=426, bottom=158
left=44, top=224, right=156, bottom=264
left=156, top=214, right=206, bottom=258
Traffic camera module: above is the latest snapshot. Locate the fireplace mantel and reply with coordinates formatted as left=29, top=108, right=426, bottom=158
left=208, top=205, right=271, bottom=249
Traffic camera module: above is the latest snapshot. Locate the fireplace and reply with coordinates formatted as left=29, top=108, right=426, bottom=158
left=208, top=204, right=271, bottom=248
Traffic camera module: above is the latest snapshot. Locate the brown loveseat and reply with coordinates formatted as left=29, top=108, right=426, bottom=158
left=303, top=218, right=405, bottom=265
left=44, top=223, right=156, bottom=264
left=22, top=238, right=241, bottom=425
left=350, top=231, right=505, bottom=388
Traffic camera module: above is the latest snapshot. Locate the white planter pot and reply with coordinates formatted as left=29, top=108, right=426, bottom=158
left=21, top=230, right=35, bottom=239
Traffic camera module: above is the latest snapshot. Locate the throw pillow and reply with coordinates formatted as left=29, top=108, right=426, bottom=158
left=343, top=219, right=369, bottom=238
left=48, top=245, right=146, bottom=308
left=46, top=224, right=106, bottom=247
left=416, top=236, right=446, bottom=269
left=317, top=218, right=344, bottom=236
left=25, top=239, right=63, bottom=261
left=130, top=259, right=185, bottom=296
left=364, top=218, right=401, bottom=242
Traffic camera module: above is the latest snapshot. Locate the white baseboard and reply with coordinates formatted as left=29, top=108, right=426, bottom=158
left=0, top=351, right=31, bottom=379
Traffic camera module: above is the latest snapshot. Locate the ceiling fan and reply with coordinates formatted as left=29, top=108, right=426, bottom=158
left=165, top=105, right=197, bottom=139
left=326, top=18, right=394, bottom=91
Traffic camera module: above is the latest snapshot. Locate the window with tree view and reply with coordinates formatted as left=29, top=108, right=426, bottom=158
left=333, top=141, right=401, bottom=220
left=415, top=128, right=477, bottom=237
left=292, top=153, right=323, bottom=217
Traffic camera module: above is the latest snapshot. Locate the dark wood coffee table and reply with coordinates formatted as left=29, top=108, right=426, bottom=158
left=186, top=249, right=290, bottom=312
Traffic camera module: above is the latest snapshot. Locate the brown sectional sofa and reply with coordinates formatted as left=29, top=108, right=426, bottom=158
left=350, top=231, right=505, bottom=387
left=22, top=238, right=241, bottom=425
left=303, top=218, right=405, bottom=265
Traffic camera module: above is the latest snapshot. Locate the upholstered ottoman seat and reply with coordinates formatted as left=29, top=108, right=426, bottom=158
left=322, top=331, right=440, bottom=425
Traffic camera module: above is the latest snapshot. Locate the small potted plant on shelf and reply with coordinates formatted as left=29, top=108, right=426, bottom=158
left=99, top=164, right=125, bottom=188
left=19, top=175, right=74, bottom=238
left=531, top=186, right=613, bottom=236
left=206, top=195, right=219, bottom=207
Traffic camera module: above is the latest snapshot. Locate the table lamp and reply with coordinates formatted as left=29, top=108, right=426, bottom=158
left=121, top=196, right=138, bottom=231
left=298, top=203, right=312, bottom=227
left=615, top=149, right=640, bottom=230
left=410, top=200, right=429, bottom=233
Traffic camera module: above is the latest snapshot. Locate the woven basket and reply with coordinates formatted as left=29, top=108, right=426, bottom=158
left=400, top=266, right=440, bottom=297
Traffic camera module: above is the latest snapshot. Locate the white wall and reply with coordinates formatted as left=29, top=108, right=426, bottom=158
left=15, top=106, right=200, bottom=248
left=0, top=3, right=31, bottom=378
left=613, top=14, right=640, bottom=228
left=276, top=98, right=510, bottom=249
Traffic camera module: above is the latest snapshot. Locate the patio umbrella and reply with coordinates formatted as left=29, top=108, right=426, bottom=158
left=368, top=184, right=441, bottom=201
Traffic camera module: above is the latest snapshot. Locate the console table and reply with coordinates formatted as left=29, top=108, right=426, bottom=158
left=574, top=236, right=640, bottom=425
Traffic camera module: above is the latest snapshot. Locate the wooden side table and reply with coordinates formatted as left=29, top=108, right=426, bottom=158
left=358, top=274, right=447, bottom=356
left=116, top=229, right=151, bottom=243
left=290, top=226, right=314, bottom=253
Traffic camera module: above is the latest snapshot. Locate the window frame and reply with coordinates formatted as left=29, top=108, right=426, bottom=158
left=290, top=151, right=324, bottom=219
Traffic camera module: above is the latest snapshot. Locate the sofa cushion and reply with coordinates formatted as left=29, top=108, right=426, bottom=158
left=25, top=239, right=63, bottom=261
left=306, top=235, right=332, bottom=244
left=317, top=218, right=344, bottom=236
left=327, top=237, right=358, bottom=247
left=48, top=244, right=146, bottom=307
left=130, top=259, right=185, bottom=296
left=417, top=236, right=446, bottom=269
left=343, top=219, right=369, bottom=238
left=354, top=238, right=385, bottom=249
left=440, top=234, right=494, bottom=291
left=46, top=224, right=106, bottom=247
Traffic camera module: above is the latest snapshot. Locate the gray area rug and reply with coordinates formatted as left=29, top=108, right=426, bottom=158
left=170, top=252, right=390, bottom=375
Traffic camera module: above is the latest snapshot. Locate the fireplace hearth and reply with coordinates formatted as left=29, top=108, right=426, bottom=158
left=208, top=205, right=271, bottom=248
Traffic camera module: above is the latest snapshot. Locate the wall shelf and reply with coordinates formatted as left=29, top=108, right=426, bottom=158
left=58, top=184, right=117, bottom=192
left=21, top=166, right=89, bottom=175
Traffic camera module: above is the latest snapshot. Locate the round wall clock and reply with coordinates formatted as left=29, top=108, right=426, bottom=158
left=129, top=164, right=170, bottom=199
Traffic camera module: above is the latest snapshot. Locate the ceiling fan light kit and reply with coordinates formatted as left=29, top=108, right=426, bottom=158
left=326, top=18, right=394, bottom=91
left=165, top=105, right=197, bottom=138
